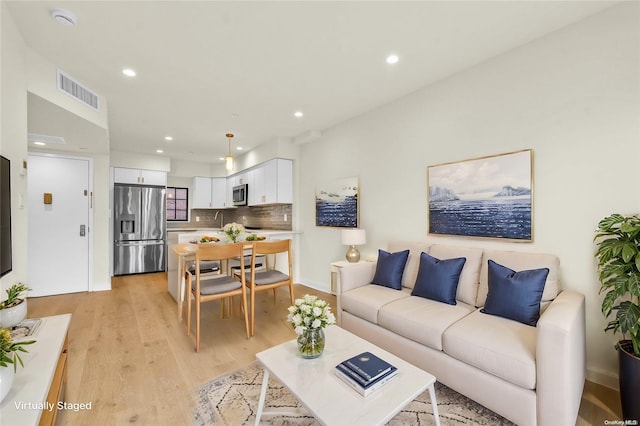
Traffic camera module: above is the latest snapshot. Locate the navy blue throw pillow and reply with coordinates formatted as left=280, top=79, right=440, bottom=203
left=371, top=249, right=410, bottom=290
left=411, top=252, right=466, bottom=305
left=481, top=260, right=549, bottom=326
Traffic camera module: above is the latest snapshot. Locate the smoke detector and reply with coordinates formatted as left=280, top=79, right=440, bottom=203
left=50, top=8, right=77, bottom=26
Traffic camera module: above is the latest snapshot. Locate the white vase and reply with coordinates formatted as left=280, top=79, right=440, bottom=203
left=0, top=299, right=27, bottom=328
left=0, top=366, right=15, bottom=403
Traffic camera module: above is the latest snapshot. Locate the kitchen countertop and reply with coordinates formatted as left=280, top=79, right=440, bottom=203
left=168, top=228, right=296, bottom=234
left=171, top=228, right=298, bottom=244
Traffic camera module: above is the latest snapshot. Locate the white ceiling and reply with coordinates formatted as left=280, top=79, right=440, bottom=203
left=6, top=1, right=617, bottom=164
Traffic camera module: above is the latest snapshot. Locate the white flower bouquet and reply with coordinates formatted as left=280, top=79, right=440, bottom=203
left=287, top=294, right=336, bottom=335
left=223, top=222, right=245, bottom=243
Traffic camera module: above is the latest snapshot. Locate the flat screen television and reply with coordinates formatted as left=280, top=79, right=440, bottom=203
left=0, top=155, right=12, bottom=277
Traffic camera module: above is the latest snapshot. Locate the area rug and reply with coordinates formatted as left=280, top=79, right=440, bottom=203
left=194, top=362, right=515, bottom=425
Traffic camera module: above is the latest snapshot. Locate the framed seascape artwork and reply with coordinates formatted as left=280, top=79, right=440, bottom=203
left=316, top=177, right=359, bottom=228
left=427, top=149, right=533, bottom=241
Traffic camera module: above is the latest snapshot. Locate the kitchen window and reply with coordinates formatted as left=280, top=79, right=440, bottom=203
left=167, top=187, right=188, bottom=221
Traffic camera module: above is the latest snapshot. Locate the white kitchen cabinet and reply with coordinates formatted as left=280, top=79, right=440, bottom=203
left=226, top=176, right=236, bottom=207
left=114, top=167, right=167, bottom=186
left=193, top=177, right=226, bottom=208
left=247, top=167, right=261, bottom=206
left=211, top=178, right=226, bottom=207
left=248, top=158, right=292, bottom=205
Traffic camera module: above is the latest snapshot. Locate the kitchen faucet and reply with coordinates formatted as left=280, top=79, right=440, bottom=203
left=214, top=211, right=224, bottom=228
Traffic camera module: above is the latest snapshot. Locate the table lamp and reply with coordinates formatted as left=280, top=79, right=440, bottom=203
left=341, top=228, right=366, bottom=263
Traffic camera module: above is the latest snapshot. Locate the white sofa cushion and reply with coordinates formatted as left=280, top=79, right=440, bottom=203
left=378, top=296, right=475, bottom=350
left=443, top=309, right=538, bottom=390
left=340, top=285, right=411, bottom=324
left=388, top=241, right=430, bottom=289
left=476, top=250, right=560, bottom=308
left=428, top=245, right=483, bottom=306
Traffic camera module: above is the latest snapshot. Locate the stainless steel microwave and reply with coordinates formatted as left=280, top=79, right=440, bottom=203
left=232, top=183, right=248, bottom=206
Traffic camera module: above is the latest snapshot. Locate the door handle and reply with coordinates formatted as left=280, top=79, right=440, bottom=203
left=80, top=224, right=86, bottom=237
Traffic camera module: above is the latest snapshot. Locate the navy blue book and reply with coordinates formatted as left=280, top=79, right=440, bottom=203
left=340, top=352, right=395, bottom=383
left=334, top=366, right=399, bottom=396
left=336, top=361, right=397, bottom=388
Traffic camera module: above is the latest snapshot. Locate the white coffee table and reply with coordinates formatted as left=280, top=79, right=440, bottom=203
left=254, top=325, right=440, bottom=426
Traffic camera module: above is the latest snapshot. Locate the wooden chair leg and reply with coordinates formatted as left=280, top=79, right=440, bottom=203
left=241, top=292, right=250, bottom=338
left=288, top=282, right=295, bottom=305
left=186, top=289, right=192, bottom=336
left=272, top=288, right=277, bottom=304
left=251, top=288, right=256, bottom=337
left=195, top=296, right=201, bottom=352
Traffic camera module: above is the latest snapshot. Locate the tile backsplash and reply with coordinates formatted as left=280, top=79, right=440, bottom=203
left=168, top=204, right=292, bottom=230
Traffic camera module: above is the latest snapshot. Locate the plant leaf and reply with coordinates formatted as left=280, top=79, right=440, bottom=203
left=621, top=242, right=638, bottom=263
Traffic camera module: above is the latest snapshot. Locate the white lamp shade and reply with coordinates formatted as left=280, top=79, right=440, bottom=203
left=341, top=229, right=366, bottom=246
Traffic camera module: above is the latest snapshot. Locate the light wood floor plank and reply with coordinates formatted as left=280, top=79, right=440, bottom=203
left=25, top=272, right=621, bottom=425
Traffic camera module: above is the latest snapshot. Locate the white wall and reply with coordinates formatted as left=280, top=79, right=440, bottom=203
left=0, top=2, right=29, bottom=292
left=110, top=150, right=171, bottom=171
left=296, top=2, right=640, bottom=389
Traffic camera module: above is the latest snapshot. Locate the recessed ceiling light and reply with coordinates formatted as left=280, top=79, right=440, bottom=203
left=122, top=68, right=137, bottom=77
left=33, top=141, right=46, bottom=146
left=51, top=8, right=77, bottom=26
left=164, top=136, right=173, bottom=141
left=386, top=55, right=399, bottom=64
left=294, top=111, right=304, bottom=118
left=231, top=113, right=240, bottom=119
left=219, top=157, right=226, bottom=161
left=236, top=147, right=243, bottom=151
left=156, top=149, right=163, bottom=154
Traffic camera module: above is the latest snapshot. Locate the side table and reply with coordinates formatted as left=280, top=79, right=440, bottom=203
left=0, top=313, right=71, bottom=425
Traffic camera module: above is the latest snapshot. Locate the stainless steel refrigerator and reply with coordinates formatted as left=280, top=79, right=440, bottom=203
left=114, top=184, right=166, bottom=275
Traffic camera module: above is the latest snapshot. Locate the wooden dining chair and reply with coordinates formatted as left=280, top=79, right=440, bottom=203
left=242, top=239, right=295, bottom=336
left=186, top=242, right=250, bottom=352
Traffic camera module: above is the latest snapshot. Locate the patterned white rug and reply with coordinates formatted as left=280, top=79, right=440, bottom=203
left=194, top=362, right=515, bottom=425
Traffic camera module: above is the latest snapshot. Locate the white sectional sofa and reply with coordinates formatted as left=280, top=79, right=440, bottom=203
left=337, top=241, right=586, bottom=426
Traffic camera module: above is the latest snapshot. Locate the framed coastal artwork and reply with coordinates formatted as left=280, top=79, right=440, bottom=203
left=315, top=177, right=359, bottom=228
left=427, top=149, right=533, bottom=241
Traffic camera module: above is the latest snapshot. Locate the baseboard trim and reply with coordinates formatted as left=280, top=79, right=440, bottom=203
left=297, top=279, right=331, bottom=294
left=586, top=367, right=618, bottom=391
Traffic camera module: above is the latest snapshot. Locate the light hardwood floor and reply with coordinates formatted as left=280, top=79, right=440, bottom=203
left=27, top=272, right=621, bottom=425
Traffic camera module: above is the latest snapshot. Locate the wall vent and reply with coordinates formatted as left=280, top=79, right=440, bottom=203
left=57, top=69, right=99, bottom=111
left=28, top=133, right=67, bottom=145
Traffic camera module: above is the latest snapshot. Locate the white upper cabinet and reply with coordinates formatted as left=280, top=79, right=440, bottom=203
left=248, top=159, right=292, bottom=205
left=200, top=158, right=293, bottom=209
left=193, top=177, right=226, bottom=208
left=114, top=167, right=167, bottom=186
left=211, top=178, right=226, bottom=208
left=226, top=176, right=235, bottom=208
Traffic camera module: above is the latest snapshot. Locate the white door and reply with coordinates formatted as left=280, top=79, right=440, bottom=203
left=28, top=154, right=91, bottom=296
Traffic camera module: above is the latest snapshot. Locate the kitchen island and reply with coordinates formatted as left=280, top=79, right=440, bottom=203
left=166, top=228, right=298, bottom=302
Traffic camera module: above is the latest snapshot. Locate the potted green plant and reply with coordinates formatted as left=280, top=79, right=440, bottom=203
left=0, top=283, right=30, bottom=328
left=0, top=327, right=35, bottom=402
left=594, top=213, right=640, bottom=421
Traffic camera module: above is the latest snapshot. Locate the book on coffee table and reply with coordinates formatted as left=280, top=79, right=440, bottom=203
left=340, top=352, right=394, bottom=382
left=334, top=365, right=398, bottom=397
left=334, top=352, right=398, bottom=396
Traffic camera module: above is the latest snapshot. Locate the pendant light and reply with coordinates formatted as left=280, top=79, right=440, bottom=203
left=225, top=133, right=234, bottom=171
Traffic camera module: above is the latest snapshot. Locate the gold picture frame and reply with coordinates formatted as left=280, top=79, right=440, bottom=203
left=427, top=149, right=533, bottom=241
